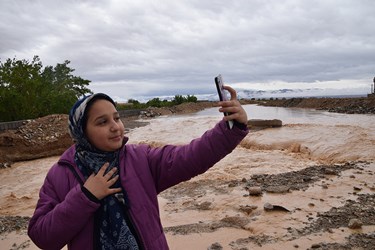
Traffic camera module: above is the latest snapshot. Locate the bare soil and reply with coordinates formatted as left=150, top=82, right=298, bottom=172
left=258, top=96, right=375, bottom=114
left=162, top=162, right=375, bottom=250
left=1, top=162, right=374, bottom=249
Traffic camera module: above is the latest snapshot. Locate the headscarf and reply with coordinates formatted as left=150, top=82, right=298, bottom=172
left=69, top=93, right=139, bottom=249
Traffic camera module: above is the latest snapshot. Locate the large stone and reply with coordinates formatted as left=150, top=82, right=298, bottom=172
left=247, top=119, right=282, bottom=128
left=248, top=186, right=263, bottom=196
left=348, top=218, right=362, bottom=229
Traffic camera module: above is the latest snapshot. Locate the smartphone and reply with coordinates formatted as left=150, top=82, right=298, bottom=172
left=214, top=74, right=234, bottom=129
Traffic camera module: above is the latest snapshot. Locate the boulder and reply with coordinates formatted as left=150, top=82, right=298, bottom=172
left=247, top=119, right=282, bottom=128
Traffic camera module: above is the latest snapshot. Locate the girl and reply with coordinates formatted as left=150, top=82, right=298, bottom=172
left=28, top=86, right=248, bottom=249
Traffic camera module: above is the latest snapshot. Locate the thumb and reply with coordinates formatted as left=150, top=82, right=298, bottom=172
left=223, top=85, right=237, bottom=100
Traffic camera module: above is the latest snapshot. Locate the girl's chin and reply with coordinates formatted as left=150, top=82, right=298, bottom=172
left=102, top=141, right=123, bottom=152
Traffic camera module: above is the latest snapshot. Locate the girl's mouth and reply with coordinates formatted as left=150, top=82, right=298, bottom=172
left=110, top=135, right=122, bottom=141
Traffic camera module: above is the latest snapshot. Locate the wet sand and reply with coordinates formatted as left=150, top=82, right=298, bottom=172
left=0, top=107, right=374, bottom=249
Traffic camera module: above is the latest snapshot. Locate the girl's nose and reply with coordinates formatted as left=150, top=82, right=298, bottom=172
left=110, top=120, right=120, bottom=131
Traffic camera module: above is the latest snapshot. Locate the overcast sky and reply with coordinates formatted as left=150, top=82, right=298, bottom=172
left=1, top=0, right=375, bottom=101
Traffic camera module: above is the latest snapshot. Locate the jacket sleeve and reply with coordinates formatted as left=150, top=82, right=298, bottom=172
left=28, top=164, right=100, bottom=249
left=147, top=120, right=248, bottom=193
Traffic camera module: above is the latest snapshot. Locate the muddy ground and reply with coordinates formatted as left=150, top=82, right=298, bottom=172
left=1, top=162, right=374, bottom=249
left=161, top=162, right=375, bottom=249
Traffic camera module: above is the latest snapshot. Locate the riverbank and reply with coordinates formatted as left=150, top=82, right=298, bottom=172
left=257, top=96, right=375, bottom=114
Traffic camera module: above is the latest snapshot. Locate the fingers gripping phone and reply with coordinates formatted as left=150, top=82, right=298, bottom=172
left=215, top=74, right=234, bottom=129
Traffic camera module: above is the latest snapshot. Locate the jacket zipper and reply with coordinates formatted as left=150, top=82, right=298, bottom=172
left=123, top=207, right=145, bottom=250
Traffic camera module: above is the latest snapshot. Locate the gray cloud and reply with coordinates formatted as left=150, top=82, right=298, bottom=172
left=1, top=0, right=375, bottom=100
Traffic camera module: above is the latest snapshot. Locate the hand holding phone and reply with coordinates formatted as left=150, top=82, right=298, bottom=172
left=215, top=74, right=234, bottom=129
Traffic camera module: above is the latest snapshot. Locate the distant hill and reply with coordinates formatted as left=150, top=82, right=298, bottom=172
left=135, top=88, right=368, bottom=103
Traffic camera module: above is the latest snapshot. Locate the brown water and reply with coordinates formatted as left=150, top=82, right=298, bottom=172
left=1, top=106, right=374, bottom=249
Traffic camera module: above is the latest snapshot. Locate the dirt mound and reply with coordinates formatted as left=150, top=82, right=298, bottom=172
left=142, top=101, right=215, bottom=117
left=0, top=114, right=72, bottom=164
left=259, top=97, right=375, bottom=114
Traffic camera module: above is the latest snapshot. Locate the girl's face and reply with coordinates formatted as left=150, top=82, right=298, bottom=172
left=85, top=99, right=125, bottom=152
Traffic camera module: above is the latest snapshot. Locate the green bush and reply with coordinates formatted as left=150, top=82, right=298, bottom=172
left=0, top=56, right=92, bottom=122
left=117, top=94, right=198, bottom=111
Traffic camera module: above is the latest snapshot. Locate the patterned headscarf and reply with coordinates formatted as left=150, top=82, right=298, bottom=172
left=69, top=93, right=139, bottom=249
left=68, top=93, right=119, bottom=174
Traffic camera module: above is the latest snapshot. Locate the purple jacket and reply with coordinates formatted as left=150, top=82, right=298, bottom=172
left=28, top=120, right=248, bottom=249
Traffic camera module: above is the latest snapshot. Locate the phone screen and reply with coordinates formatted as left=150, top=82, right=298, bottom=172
left=214, top=75, right=234, bottom=129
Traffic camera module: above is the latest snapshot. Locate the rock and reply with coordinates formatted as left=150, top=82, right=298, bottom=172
left=0, top=162, right=12, bottom=168
left=348, top=218, right=362, bottom=229
left=139, top=110, right=161, bottom=118
left=323, top=168, right=336, bottom=175
left=248, top=186, right=262, bottom=196
left=311, top=243, right=322, bottom=248
left=264, top=185, right=290, bottom=193
left=0, top=216, right=30, bottom=234
left=263, top=203, right=290, bottom=212
left=239, top=205, right=258, bottom=215
left=247, top=119, right=282, bottom=128
left=220, top=216, right=251, bottom=228
left=207, top=242, right=223, bottom=250
left=195, top=201, right=212, bottom=210
left=264, top=203, right=274, bottom=211
left=228, top=182, right=238, bottom=187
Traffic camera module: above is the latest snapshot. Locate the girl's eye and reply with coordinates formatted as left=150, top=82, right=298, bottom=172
left=98, top=120, right=107, bottom=125
left=115, top=116, right=120, bottom=121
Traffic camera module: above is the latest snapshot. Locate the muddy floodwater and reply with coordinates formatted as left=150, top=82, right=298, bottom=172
left=1, top=105, right=374, bottom=249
